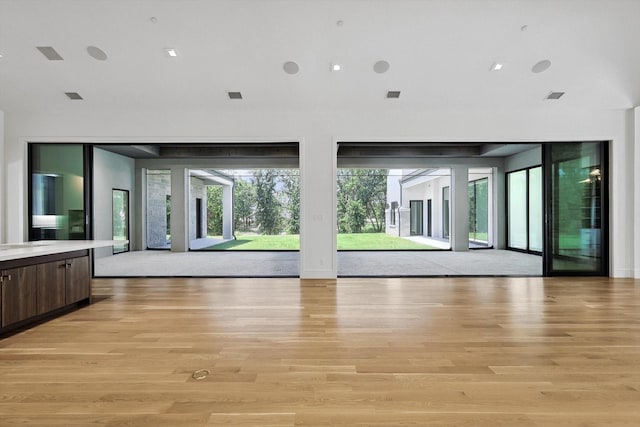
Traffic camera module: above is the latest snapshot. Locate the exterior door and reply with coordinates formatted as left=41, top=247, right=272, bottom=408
left=426, top=199, right=432, bottom=237
left=409, top=200, right=424, bottom=236
left=196, top=198, right=204, bottom=239
left=544, top=142, right=608, bottom=275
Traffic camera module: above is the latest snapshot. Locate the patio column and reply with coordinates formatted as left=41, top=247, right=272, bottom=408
left=451, top=166, right=469, bottom=252
left=170, top=167, right=189, bottom=252
left=222, top=184, right=233, bottom=240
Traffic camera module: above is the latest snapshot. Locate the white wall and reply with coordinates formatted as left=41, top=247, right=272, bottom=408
left=1, top=107, right=635, bottom=277
left=0, top=110, right=4, bottom=244
left=92, top=148, right=135, bottom=258
left=505, top=146, right=542, bottom=172
left=634, top=107, right=640, bottom=278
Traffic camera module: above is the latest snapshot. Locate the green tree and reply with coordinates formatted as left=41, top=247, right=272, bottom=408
left=337, top=169, right=388, bottom=233
left=233, top=179, right=256, bottom=231
left=281, top=170, right=300, bottom=234
left=253, top=170, right=282, bottom=235
left=206, top=185, right=223, bottom=236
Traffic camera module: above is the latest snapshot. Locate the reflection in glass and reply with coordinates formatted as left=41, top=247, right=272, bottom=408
left=409, top=200, right=423, bottom=235
left=30, top=144, right=85, bottom=240
left=469, top=178, right=488, bottom=243
left=507, top=170, right=527, bottom=250
left=550, top=142, right=603, bottom=273
left=528, top=167, right=543, bottom=252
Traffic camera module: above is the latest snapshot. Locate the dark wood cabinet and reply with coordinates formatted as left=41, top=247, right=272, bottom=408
left=1, top=265, right=38, bottom=327
left=66, top=256, right=90, bottom=304
left=36, top=260, right=67, bottom=314
left=1, top=250, right=91, bottom=335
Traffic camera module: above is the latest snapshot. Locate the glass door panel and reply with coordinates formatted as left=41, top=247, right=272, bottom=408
left=469, top=178, right=488, bottom=243
left=409, top=200, right=423, bottom=235
left=442, top=187, right=450, bottom=239
left=545, top=142, right=606, bottom=274
left=528, top=167, right=543, bottom=252
left=507, top=170, right=527, bottom=250
left=112, top=189, right=129, bottom=254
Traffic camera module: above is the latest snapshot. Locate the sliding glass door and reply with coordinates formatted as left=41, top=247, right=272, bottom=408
left=468, top=178, right=488, bottom=243
left=112, top=189, right=130, bottom=254
left=507, top=166, right=542, bottom=253
left=544, top=142, right=607, bottom=275
left=409, top=200, right=423, bottom=235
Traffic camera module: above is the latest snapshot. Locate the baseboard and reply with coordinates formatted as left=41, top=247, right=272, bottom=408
left=300, top=269, right=337, bottom=279
left=612, top=268, right=634, bottom=278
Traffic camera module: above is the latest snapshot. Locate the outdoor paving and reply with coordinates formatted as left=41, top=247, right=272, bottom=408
left=95, top=249, right=541, bottom=277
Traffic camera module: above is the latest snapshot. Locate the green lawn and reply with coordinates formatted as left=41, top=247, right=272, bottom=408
left=205, top=234, right=300, bottom=250
left=203, top=233, right=439, bottom=250
left=337, top=233, right=438, bottom=250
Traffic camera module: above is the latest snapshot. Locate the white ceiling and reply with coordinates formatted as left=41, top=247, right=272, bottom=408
left=1, top=0, right=639, bottom=114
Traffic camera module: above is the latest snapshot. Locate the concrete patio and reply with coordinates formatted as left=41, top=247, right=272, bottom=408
left=94, top=249, right=541, bottom=277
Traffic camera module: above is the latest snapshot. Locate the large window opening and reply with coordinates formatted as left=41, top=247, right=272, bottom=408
left=337, top=168, right=451, bottom=250
left=190, top=169, right=300, bottom=251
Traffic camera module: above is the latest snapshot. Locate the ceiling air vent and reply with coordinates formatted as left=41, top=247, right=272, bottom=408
left=65, top=92, right=83, bottom=100
left=36, top=46, right=64, bottom=60
left=546, top=91, right=565, bottom=100
left=227, top=91, right=243, bottom=100
left=386, top=90, right=401, bottom=99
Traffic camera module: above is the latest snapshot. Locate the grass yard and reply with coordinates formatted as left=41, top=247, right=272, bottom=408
left=337, top=233, right=438, bottom=250
left=203, top=233, right=439, bottom=250
left=205, top=234, right=300, bottom=250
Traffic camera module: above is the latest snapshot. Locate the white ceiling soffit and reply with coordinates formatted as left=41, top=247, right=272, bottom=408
left=1, top=0, right=639, bottom=113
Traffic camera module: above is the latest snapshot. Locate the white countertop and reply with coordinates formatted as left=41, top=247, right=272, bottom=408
left=0, top=240, right=126, bottom=262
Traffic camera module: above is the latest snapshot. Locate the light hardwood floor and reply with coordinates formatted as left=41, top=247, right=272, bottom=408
left=1, top=277, right=639, bottom=426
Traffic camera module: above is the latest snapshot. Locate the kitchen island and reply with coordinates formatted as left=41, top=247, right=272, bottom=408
left=0, top=240, right=123, bottom=336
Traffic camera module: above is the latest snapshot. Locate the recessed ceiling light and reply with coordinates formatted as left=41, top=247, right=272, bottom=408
left=0, top=53, right=3, bottom=59
left=490, top=62, right=504, bottom=71
left=545, top=91, right=565, bottom=100
left=386, top=91, right=401, bottom=99
left=521, top=25, right=528, bottom=31
left=65, top=92, right=83, bottom=100
left=164, top=48, right=178, bottom=57
left=87, top=46, right=108, bottom=61
left=373, top=60, right=390, bottom=74
left=337, top=20, right=344, bottom=26
left=283, top=61, right=300, bottom=75
left=227, top=91, right=242, bottom=100
left=150, top=17, right=158, bottom=23
left=36, top=46, right=63, bottom=61
left=331, top=63, right=343, bottom=72
left=532, top=59, right=552, bottom=74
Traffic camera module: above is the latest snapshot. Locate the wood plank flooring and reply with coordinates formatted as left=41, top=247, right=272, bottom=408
left=1, top=277, right=639, bottom=426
